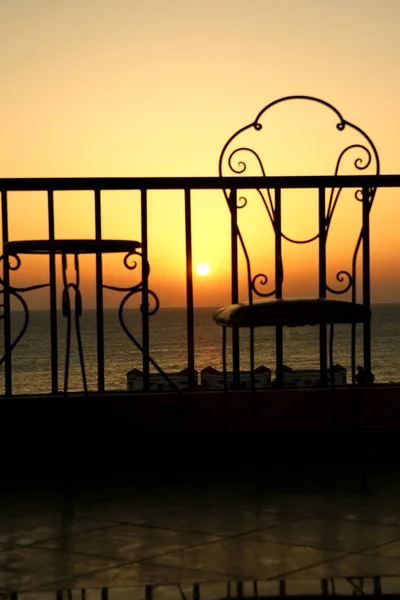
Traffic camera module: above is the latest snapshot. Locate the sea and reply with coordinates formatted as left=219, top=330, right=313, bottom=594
left=1, top=304, right=400, bottom=395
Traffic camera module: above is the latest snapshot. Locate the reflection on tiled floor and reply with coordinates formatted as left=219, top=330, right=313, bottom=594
left=3, top=469, right=400, bottom=592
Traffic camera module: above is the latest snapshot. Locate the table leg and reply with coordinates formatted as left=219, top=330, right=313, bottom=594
left=62, top=253, right=88, bottom=395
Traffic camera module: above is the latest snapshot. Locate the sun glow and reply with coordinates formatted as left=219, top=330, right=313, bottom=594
left=196, top=262, right=211, bottom=276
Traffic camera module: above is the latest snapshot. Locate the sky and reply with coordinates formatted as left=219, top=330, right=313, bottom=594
left=1, top=0, right=400, bottom=308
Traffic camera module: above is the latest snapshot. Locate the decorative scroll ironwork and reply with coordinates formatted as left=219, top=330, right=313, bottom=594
left=104, top=251, right=181, bottom=391
left=251, top=272, right=276, bottom=298
left=0, top=245, right=180, bottom=395
left=325, top=270, right=353, bottom=295
left=0, top=253, right=49, bottom=293
left=0, top=290, right=29, bottom=367
left=219, top=95, right=380, bottom=301
left=0, top=253, right=50, bottom=370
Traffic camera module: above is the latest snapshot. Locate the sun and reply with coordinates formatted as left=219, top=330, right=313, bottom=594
left=196, top=262, right=211, bottom=276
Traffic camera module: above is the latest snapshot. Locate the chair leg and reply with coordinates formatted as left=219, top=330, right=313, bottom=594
left=329, top=323, right=336, bottom=429
left=222, top=327, right=229, bottom=432
left=351, top=323, right=368, bottom=491
left=249, top=325, right=263, bottom=493
left=350, top=324, right=368, bottom=489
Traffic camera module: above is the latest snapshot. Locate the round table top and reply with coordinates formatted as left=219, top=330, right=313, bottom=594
left=4, top=239, right=142, bottom=254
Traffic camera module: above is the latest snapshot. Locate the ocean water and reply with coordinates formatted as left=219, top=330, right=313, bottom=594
left=1, top=304, right=400, bottom=395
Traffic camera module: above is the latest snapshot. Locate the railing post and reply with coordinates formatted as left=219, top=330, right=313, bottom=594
left=141, top=189, right=150, bottom=391
left=47, top=190, right=59, bottom=394
left=94, top=189, right=105, bottom=393
left=275, top=188, right=283, bottom=387
left=318, top=187, right=327, bottom=386
left=184, top=188, right=196, bottom=390
left=362, top=186, right=372, bottom=380
left=230, top=189, right=240, bottom=387
left=1, top=189, right=11, bottom=395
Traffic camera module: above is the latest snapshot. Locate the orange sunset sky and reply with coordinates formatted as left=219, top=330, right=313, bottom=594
left=1, top=0, right=400, bottom=308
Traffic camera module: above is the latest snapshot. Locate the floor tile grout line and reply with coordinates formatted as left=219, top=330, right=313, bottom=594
left=357, top=536, right=400, bottom=556
left=1, top=541, right=138, bottom=564
left=18, top=535, right=254, bottom=593
left=4, top=515, right=400, bottom=557
left=91, top=516, right=305, bottom=538
left=261, top=549, right=364, bottom=582
left=25, top=514, right=303, bottom=542
left=140, top=559, right=248, bottom=580
left=17, top=530, right=356, bottom=566
left=239, top=532, right=400, bottom=555
left=75, top=507, right=184, bottom=517
left=85, top=512, right=400, bottom=537
left=43, top=523, right=400, bottom=571
left=78, top=547, right=160, bottom=563
left=21, top=532, right=228, bottom=568
left=14, top=507, right=400, bottom=534
left=6, top=489, right=400, bottom=592
left=5, top=500, right=400, bottom=528
left=260, top=542, right=400, bottom=582
left=22, top=542, right=378, bottom=593
left=254, top=510, right=400, bottom=529
left=305, top=515, right=400, bottom=528
left=21, top=559, right=244, bottom=594
left=15, top=558, right=137, bottom=593
left=84, top=523, right=400, bottom=560
left=0, top=522, right=124, bottom=553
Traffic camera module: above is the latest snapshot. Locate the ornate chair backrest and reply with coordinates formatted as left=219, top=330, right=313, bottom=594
left=219, top=96, right=379, bottom=306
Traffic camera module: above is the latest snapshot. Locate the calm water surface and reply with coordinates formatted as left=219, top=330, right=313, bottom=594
left=1, top=304, right=400, bottom=394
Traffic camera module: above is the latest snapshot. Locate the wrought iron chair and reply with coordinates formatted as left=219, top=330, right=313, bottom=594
left=214, top=96, right=379, bottom=408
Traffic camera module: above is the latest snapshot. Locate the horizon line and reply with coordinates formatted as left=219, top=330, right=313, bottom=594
left=8, top=301, right=400, bottom=312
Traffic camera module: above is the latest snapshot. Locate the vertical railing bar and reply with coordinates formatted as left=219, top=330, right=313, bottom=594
left=1, top=189, right=12, bottom=395
left=362, top=186, right=371, bottom=379
left=94, top=189, right=105, bottom=393
left=193, top=583, right=200, bottom=600
left=275, top=187, right=283, bottom=387
left=230, top=188, right=240, bottom=387
left=318, top=187, right=328, bottom=386
left=184, top=188, right=195, bottom=390
left=141, top=188, right=150, bottom=391
left=101, top=588, right=109, bottom=600
left=47, top=190, right=58, bottom=394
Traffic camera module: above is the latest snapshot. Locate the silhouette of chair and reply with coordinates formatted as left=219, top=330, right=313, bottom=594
left=214, top=96, right=379, bottom=409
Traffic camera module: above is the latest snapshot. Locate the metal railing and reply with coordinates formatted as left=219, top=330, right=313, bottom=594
left=0, top=174, right=399, bottom=397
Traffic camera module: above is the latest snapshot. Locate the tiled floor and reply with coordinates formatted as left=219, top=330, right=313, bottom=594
left=3, top=467, right=400, bottom=594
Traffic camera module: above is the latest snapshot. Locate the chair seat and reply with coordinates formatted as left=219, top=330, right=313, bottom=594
left=213, top=298, right=368, bottom=328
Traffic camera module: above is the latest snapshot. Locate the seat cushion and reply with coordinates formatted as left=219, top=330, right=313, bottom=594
left=213, top=298, right=368, bottom=327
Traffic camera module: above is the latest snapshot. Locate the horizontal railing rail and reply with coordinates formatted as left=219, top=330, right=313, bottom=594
left=1, top=174, right=400, bottom=190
